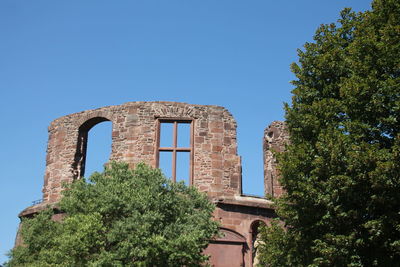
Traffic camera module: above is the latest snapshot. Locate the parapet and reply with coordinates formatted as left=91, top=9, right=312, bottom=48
left=42, top=101, right=242, bottom=203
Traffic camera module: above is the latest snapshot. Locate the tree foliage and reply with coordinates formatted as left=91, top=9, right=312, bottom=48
left=259, top=0, right=400, bottom=266
left=7, top=162, right=219, bottom=267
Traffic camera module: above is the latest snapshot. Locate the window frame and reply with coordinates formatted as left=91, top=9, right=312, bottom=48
left=155, top=118, right=194, bottom=185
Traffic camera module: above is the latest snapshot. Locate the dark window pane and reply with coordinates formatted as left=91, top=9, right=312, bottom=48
left=159, top=151, right=173, bottom=179
left=85, top=121, right=112, bottom=177
left=176, top=151, right=190, bottom=185
left=160, top=122, right=173, bottom=148
left=177, top=123, right=191, bottom=148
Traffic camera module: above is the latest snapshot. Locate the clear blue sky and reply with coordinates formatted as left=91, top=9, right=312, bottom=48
left=0, top=0, right=371, bottom=263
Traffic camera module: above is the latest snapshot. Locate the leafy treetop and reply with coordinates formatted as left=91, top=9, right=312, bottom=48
left=258, top=0, right=400, bottom=266
left=7, top=162, right=219, bottom=267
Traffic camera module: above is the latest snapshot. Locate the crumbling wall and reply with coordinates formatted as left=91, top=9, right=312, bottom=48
left=263, top=121, right=289, bottom=197
left=17, top=101, right=282, bottom=267
left=42, top=101, right=242, bottom=203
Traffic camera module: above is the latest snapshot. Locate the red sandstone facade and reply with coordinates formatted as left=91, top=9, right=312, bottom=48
left=17, top=101, right=288, bottom=267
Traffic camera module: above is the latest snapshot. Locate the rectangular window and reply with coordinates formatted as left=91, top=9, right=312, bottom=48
left=156, top=119, right=193, bottom=185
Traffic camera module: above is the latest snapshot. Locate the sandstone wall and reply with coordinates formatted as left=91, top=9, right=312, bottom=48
left=17, top=101, right=285, bottom=267
left=43, top=101, right=242, bottom=203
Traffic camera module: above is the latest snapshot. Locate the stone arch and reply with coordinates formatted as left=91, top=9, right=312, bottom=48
left=250, top=220, right=266, bottom=266
left=217, top=227, right=247, bottom=243
left=204, top=227, right=247, bottom=267
left=72, top=116, right=112, bottom=179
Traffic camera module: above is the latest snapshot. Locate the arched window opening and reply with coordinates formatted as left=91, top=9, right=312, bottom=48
left=251, top=220, right=265, bottom=266
left=73, top=117, right=112, bottom=179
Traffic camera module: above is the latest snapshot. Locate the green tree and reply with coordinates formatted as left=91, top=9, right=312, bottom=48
left=258, top=0, right=400, bottom=266
left=7, top=162, right=219, bottom=267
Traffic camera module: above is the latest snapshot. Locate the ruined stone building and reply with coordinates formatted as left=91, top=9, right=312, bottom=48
left=17, top=101, right=288, bottom=267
